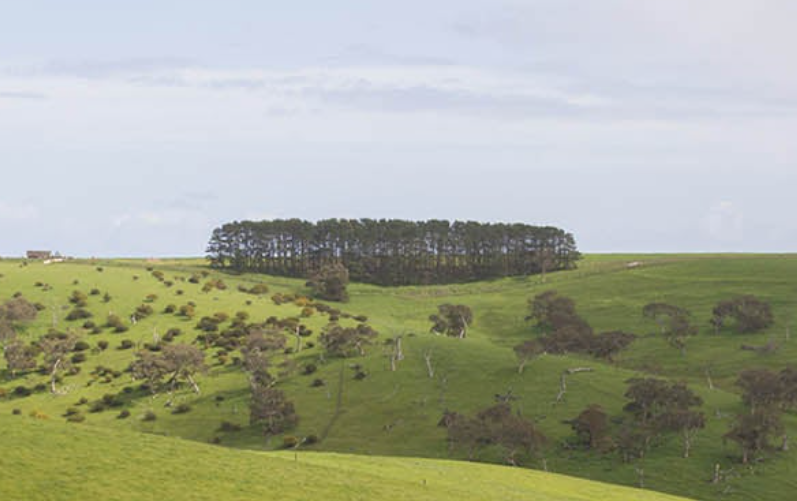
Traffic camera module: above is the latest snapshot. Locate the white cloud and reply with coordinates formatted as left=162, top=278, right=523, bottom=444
left=703, top=201, right=744, bottom=242
left=111, top=209, right=208, bottom=229
left=0, top=201, right=39, bottom=221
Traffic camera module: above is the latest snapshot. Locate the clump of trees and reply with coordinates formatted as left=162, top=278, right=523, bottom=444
left=711, top=295, right=774, bottom=334
left=38, top=332, right=79, bottom=393
left=319, top=323, right=378, bottom=357
left=241, top=330, right=298, bottom=435
left=568, top=404, right=613, bottom=452
left=723, top=367, right=797, bottom=464
left=429, top=304, right=473, bottom=339
left=207, top=219, right=580, bottom=285
left=306, top=262, right=349, bottom=302
left=439, top=401, right=547, bottom=465
left=1, top=298, right=40, bottom=378
left=130, top=344, right=207, bottom=402
left=621, top=378, right=705, bottom=459
left=513, top=292, right=635, bottom=370
left=642, top=303, right=697, bottom=355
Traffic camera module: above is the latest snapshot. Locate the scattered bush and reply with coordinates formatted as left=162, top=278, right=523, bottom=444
left=178, top=304, right=196, bottom=318
left=13, top=386, right=32, bottom=397
left=12, top=409, right=22, bottom=415
left=66, top=412, right=86, bottom=423
left=218, top=421, right=242, bottom=432
left=304, top=434, right=319, bottom=445
left=66, top=308, right=93, bottom=321
left=142, top=410, right=157, bottom=421
left=164, top=304, right=176, bottom=314
left=117, top=410, right=131, bottom=419
left=63, top=407, right=82, bottom=418
left=282, top=435, right=300, bottom=449
left=247, top=283, right=270, bottom=295
left=69, top=290, right=88, bottom=307
left=162, top=328, right=182, bottom=342
left=302, top=364, right=318, bottom=376
left=71, top=353, right=87, bottom=364
left=118, top=339, right=135, bottom=350
left=97, top=340, right=109, bottom=351
left=311, top=379, right=325, bottom=388
left=145, top=294, right=158, bottom=303
left=172, top=403, right=192, bottom=415
left=73, top=340, right=91, bottom=352
left=133, top=304, right=154, bottom=320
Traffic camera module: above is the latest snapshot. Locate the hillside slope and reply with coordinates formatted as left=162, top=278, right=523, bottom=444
left=3, top=255, right=797, bottom=500
left=0, top=414, right=690, bottom=501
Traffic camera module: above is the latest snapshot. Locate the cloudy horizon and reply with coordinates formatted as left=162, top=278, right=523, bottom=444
left=2, top=0, right=796, bottom=257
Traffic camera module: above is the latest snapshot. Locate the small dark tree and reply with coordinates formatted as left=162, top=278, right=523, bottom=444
left=38, top=333, right=79, bottom=393
left=588, top=331, right=636, bottom=361
left=624, top=378, right=704, bottom=457
left=161, top=344, right=207, bottom=395
left=642, top=303, right=697, bottom=354
left=130, top=344, right=207, bottom=399
left=319, top=323, right=378, bottom=357
left=4, top=340, right=38, bottom=378
left=306, top=262, right=349, bottom=302
left=0, top=297, right=39, bottom=324
left=725, top=408, right=783, bottom=464
left=526, top=291, right=583, bottom=331
left=429, top=304, right=473, bottom=339
left=736, top=369, right=783, bottom=413
left=130, top=351, right=170, bottom=394
left=241, top=329, right=286, bottom=386
left=249, top=385, right=298, bottom=435
left=712, top=296, right=774, bottom=334
left=660, top=408, right=705, bottom=458
left=570, top=404, right=611, bottom=451
left=513, top=340, right=543, bottom=374
left=440, top=403, right=546, bottom=465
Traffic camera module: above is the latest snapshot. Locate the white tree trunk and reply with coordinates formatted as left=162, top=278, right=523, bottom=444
left=423, top=350, right=435, bottom=378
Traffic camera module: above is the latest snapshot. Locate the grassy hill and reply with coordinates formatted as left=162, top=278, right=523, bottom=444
left=3, top=254, right=797, bottom=500
left=0, top=413, right=690, bottom=501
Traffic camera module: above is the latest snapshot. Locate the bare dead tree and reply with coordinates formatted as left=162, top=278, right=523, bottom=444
left=705, top=368, right=715, bottom=391
left=636, top=467, right=645, bottom=489
left=423, top=349, right=435, bottom=378
left=556, top=367, right=593, bottom=403
left=388, top=335, right=405, bottom=372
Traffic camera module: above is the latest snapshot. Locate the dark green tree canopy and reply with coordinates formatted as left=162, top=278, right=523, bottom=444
left=430, top=304, right=474, bottom=339
left=207, top=219, right=580, bottom=286
left=306, top=262, right=350, bottom=302
left=711, top=295, right=774, bottom=334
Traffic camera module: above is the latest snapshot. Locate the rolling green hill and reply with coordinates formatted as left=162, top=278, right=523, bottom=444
left=1, top=413, right=689, bottom=501
left=3, top=254, right=797, bottom=500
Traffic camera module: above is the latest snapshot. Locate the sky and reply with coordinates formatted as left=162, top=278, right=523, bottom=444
left=1, top=0, right=796, bottom=256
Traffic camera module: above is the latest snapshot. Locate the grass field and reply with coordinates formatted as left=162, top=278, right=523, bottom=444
left=0, top=412, right=689, bottom=501
left=3, top=254, right=797, bottom=500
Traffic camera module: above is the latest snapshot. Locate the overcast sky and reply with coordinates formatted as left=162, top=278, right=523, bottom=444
left=1, top=0, right=796, bottom=256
